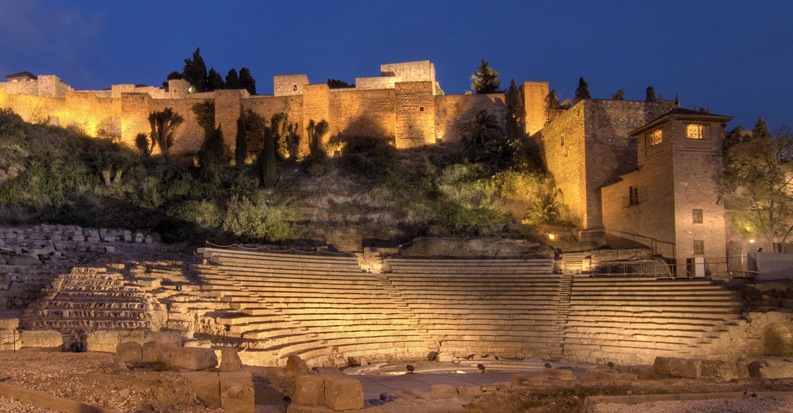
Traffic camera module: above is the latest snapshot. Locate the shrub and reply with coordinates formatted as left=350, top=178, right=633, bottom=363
left=222, top=194, right=294, bottom=241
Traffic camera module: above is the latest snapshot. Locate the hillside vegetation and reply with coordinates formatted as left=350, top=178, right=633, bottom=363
left=0, top=109, right=569, bottom=250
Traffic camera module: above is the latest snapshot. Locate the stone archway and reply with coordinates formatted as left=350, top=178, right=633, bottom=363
left=763, top=322, right=793, bottom=356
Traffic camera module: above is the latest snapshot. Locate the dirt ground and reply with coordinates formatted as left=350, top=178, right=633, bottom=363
left=3, top=351, right=793, bottom=413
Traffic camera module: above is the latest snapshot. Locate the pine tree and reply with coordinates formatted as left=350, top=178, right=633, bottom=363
left=235, top=114, right=248, bottom=166
left=645, top=86, right=657, bottom=102
left=238, top=67, right=256, bottom=95
left=225, top=69, right=240, bottom=90
left=470, top=58, right=503, bottom=94
left=753, top=116, right=772, bottom=141
left=183, top=48, right=208, bottom=92
left=573, top=77, right=591, bottom=104
left=207, top=68, right=224, bottom=91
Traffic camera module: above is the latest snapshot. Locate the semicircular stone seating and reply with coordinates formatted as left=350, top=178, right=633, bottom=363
left=194, top=247, right=743, bottom=367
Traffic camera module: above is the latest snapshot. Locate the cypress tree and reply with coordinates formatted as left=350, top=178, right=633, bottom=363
left=238, top=67, right=257, bottom=95
left=573, top=77, right=591, bottom=104
left=645, top=86, right=657, bottom=102
left=225, top=69, right=240, bottom=90
left=235, top=114, right=248, bottom=166
left=207, top=68, right=224, bottom=91
left=183, top=48, right=208, bottom=92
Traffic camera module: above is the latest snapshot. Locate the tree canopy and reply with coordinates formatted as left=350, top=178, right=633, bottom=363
left=573, top=77, right=591, bottom=104
left=725, top=117, right=793, bottom=248
left=645, top=86, right=657, bottom=102
left=183, top=48, right=208, bottom=93
left=148, top=108, right=184, bottom=162
left=470, top=59, right=504, bottom=94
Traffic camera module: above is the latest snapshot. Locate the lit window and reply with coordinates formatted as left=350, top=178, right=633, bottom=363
left=628, top=186, right=639, bottom=206
left=693, top=209, right=703, bottom=224
left=693, top=240, right=705, bottom=255
left=649, top=129, right=663, bottom=146
left=687, top=124, right=704, bottom=139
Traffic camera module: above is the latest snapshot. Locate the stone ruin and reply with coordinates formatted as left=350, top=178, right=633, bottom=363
left=2, top=225, right=793, bottom=411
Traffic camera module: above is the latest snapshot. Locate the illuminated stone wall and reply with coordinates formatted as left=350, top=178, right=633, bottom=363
left=328, top=88, right=396, bottom=139
left=434, top=93, right=507, bottom=143
left=536, top=100, right=674, bottom=238
left=535, top=102, right=588, bottom=229
left=522, top=81, right=549, bottom=136
left=0, top=62, right=528, bottom=159
left=395, top=81, right=435, bottom=148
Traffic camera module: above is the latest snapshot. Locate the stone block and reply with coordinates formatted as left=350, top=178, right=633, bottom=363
left=430, top=384, right=458, bottom=397
left=323, top=374, right=363, bottom=411
left=116, top=341, right=143, bottom=364
left=170, top=347, right=218, bottom=370
left=701, top=359, right=749, bottom=381
left=86, top=330, right=120, bottom=353
left=653, top=357, right=701, bottom=379
left=286, top=354, right=310, bottom=377
left=143, top=341, right=171, bottom=363
left=182, top=371, right=221, bottom=408
left=220, top=371, right=255, bottom=413
left=749, top=358, right=793, bottom=379
left=0, top=330, right=20, bottom=351
left=293, top=374, right=325, bottom=406
left=0, top=316, right=20, bottom=330
left=220, top=347, right=244, bottom=372
left=185, top=339, right=213, bottom=348
left=151, top=330, right=183, bottom=347
left=20, top=330, right=62, bottom=349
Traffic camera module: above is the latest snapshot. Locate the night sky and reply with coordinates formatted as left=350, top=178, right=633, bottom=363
left=1, top=0, right=791, bottom=130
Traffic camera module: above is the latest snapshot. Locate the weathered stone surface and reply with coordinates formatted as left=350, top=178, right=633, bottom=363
left=220, top=347, right=244, bottom=372
left=182, top=371, right=221, bottom=408
left=142, top=341, right=171, bottom=363
left=700, top=359, right=749, bottom=381
left=20, top=330, right=62, bottom=349
left=151, top=330, right=182, bottom=347
left=170, top=347, right=218, bottom=371
left=86, top=330, right=120, bottom=353
left=653, top=357, right=701, bottom=379
left=324, top=374, right=364, bottom=411
left=293, top=374, right=325, bottom=406
left=116, top=341, right=143, bottom=364
left=286, top=355, right=311, bottom=377
left=749, top=358, right=793, bottom=379
left=220, top=371, right=255, bottom=413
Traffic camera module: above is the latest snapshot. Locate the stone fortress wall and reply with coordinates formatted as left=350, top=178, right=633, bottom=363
left=0, top=61, right=530, bottom=158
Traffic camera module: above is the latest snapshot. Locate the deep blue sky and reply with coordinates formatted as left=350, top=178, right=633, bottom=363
left=1, top=0, right=791, bottom=130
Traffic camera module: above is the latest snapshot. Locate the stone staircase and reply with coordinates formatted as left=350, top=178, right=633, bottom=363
left=21, top=267, right=164, bottom=333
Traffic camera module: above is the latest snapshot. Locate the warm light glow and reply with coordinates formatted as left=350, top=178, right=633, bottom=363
left=749, top=239, right=756, bottom=244
left=547, top=233, right=557, bottom=240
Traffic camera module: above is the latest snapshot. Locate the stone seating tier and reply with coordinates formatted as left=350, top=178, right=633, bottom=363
left=192, top=248, right=744, bottom=366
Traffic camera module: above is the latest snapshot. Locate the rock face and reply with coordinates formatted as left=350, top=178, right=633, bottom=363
left=653, top=357, right=701, bottom=379
left=399, top=237, right=547, bottom=258
left=749, top=358, right=793, bottom=378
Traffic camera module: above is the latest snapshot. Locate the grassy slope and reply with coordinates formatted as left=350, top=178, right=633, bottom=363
left=0, top=110, right=559, bottom=249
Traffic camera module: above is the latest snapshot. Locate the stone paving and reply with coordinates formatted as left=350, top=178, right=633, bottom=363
left=356, top=371, right=517, bottom=399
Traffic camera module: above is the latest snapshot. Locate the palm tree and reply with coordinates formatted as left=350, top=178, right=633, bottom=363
left=148, top=108, right=184, bottom=162
left=458, top=109, right=506, bottom=161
